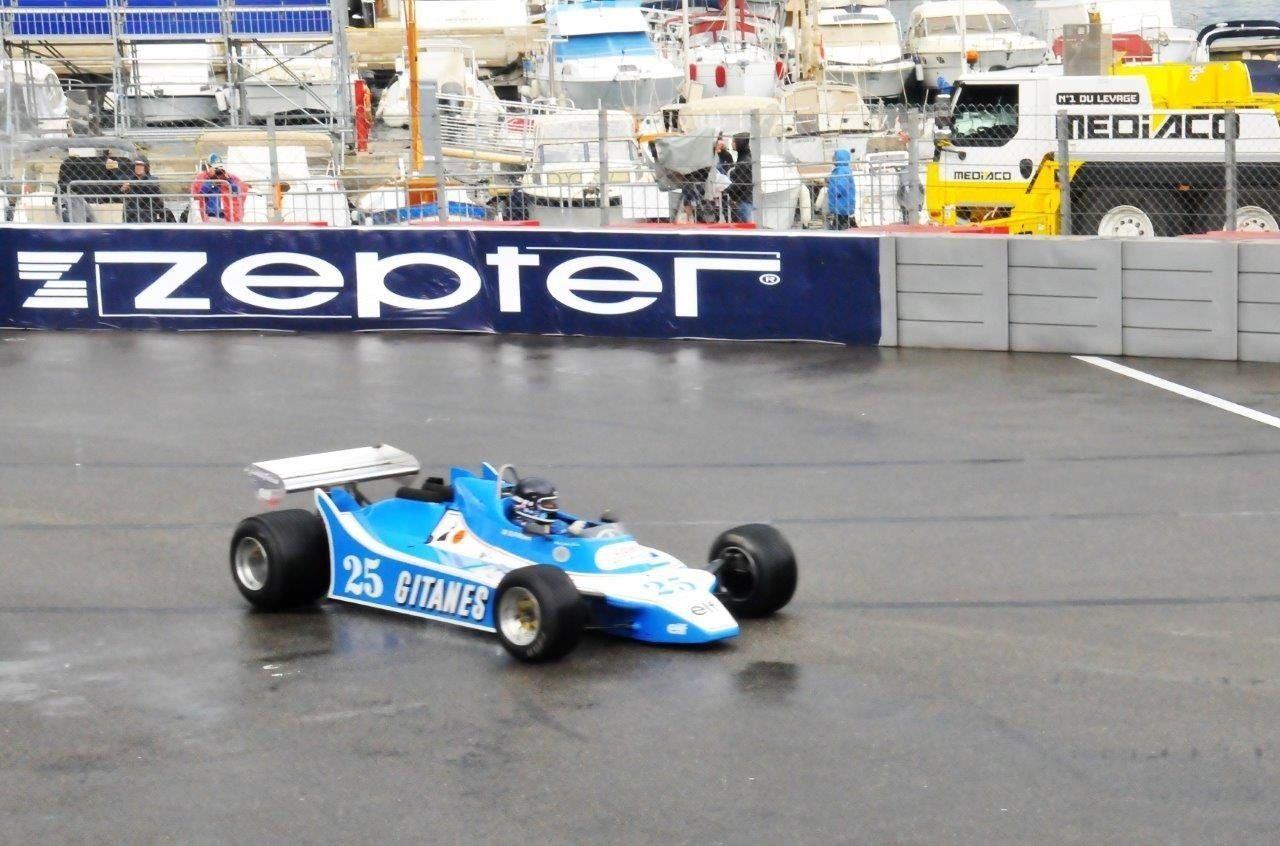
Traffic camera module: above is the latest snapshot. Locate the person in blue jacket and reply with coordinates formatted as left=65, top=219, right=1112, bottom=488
left=826, top=148, right=857, bottom=230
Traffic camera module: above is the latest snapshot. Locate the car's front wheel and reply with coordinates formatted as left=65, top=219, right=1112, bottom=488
left=230, top=510, right=329, bottom=611
left=494, top=566, right=587, bottom=663
left=708, top=524, right=797, bottom=618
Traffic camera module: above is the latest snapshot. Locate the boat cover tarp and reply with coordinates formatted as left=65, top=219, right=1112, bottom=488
left=652, top=127, right=718, bottom=176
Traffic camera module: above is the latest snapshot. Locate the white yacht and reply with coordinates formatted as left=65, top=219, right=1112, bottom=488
left=239, top=42, right=345, bottom=122
left=376, top=41, right=505, bottom=145
left=0, top=58, right=70, bottom=135
left=680, top=0, right=782, bottom=99
left=394, top=0, right=536, bottom=70
left=1195, top=20, right=1280, bottom=63
left=1034, top=0, right=1197, bottom=64
left=531, top=0, right=683, bottom=112
left=815, top=0, right=914, bottom=100
left=518, top=109, right=670, bottom=225
left=904, top=0, right=1048, bottom=90
left=117, top=42, right=221, bottom=125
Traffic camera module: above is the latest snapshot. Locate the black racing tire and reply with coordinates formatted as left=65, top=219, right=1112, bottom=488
left=494, top=566, right=587, bottom=663
left=1074, top=187, right=1181, bottom=238
left=230, top=509, right=329, bottom=611
left=708, top=523, right=797, bottom=618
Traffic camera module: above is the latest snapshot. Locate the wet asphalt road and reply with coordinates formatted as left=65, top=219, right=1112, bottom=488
left=2, top=331, right=1279, bottom=844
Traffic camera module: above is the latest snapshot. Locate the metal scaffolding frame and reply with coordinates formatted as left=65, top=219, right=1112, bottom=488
left=0, top=1, right=353, bottom=144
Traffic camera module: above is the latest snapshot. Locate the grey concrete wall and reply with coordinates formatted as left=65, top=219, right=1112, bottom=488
left=1238, top=243, right=1280, bottom=363
left=1120, top=241, right=1238, bottom=361
left=1008, top=239, right=1122, bottom=355
left=877, top=235, right=897, bottom=348
left=893, top=236, right=1008, bottom=351
left=880, top=235, right=1274, bottom=363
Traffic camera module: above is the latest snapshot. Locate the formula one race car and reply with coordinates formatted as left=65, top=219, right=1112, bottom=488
left=230, top=445, right=797, bottom=662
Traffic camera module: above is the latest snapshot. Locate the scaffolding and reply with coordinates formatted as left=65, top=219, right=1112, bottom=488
left=0, top=1, right=353, bottom=144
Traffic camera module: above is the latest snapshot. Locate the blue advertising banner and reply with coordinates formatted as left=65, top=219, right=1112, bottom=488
left=0, top=225, right=881, bottom=345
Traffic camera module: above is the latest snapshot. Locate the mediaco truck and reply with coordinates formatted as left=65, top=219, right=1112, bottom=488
left=927, top=59, right=1280, bottom=236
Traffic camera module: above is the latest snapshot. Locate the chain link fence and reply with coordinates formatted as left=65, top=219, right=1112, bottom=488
left=2, top=90, right=934, bottom=230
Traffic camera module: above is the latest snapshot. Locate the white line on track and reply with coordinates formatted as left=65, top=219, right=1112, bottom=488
left=1074, top=355, right=1280, bottom=431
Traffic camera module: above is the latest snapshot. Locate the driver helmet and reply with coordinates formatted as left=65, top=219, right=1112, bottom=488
left=511, top=477, right=558, bottom=528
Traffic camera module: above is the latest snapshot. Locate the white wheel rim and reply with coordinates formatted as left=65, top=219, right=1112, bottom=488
left=499, top=586, right=541, bottom=647
left=1098, top=205, right=1155, bottom=238
left=234, top=536, right=269, bottom=592
left=1236, top=206, right=1279, bottom=232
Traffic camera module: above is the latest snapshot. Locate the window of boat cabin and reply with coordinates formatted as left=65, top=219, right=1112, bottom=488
left=825, top=18, right=898, bottom=47
left=923, top=15, right=958, bottom=36
left=963, top=14, right=1016, bottom=34
left=948, top=82, right=1019, bottom=147
left=989, top=13, right=1017, bottom=32
left=537, top=140, right=635, bottom=165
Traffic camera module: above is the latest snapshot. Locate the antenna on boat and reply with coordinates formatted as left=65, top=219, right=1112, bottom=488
left=682, top=0, right=691, bottom=72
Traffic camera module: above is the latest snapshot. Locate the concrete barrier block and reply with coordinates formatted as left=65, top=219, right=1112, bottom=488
left=878, top=235, right=898, bottom=347
left=1238, top=243, right=1280, bottom=363
left=894, top=236, right=1008, bottom=351
left=1008, top=238, right=1122, bottom=354
left=1121, top=241, right=1237, bottom=361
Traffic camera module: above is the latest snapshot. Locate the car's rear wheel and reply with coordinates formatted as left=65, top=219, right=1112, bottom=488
left=708, top=523, right=797, bottom=618
left=494, top=566, right=587, bottom=663
left=230, top=509, right=329, bottom=611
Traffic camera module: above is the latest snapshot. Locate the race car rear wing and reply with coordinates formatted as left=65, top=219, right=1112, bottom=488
left=246, top=444, right=420, bottom=504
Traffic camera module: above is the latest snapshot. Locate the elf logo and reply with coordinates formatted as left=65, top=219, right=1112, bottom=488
left=17, top=251, right=88, bottom=309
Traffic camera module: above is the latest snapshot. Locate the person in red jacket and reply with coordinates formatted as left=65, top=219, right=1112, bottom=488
left=191, top=154, right=246, bottom=223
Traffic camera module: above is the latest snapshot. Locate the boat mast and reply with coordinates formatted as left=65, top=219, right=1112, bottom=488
left=406, top=0, right=423, bottom=171
left=682, top=0, right=690, bottom=69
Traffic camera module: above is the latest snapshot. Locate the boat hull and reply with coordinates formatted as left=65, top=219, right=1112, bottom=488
left=823, top=59, right=914, bottom=100
left=118, top=93, right=221, bottom=125
left=913, top=48, right=1046, bottom=89
left=551, top=73, right=682, bottom=113
left=242, top=82, right=341, bottom=122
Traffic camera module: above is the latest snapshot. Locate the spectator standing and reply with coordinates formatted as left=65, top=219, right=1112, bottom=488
left=825, top=148, right=857, bottom=230
left=192, top=154, right=245, bottom=223
left=121, top=156, right=168, bottom=223
left=714, top=132, right=734, bottom=174
left=727, top=132, right=754, bottom=223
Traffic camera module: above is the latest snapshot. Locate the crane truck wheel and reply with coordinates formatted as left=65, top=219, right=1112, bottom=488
left=1233, top=192, right=1280, bottom=233
left=1076, top=188, right=1180, bottom=238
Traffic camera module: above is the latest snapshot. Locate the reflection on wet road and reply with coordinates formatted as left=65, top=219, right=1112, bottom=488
left=3, top=332, right=1280, bottom=843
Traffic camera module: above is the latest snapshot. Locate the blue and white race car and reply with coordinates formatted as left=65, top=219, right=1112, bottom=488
left=230, top=445, right=797, bottom=662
